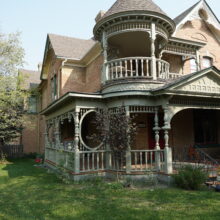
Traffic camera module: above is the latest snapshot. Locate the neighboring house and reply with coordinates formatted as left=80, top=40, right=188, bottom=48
left=18, top=68, right=41, bottom=154
left=37, top=0, right=220, bottom=180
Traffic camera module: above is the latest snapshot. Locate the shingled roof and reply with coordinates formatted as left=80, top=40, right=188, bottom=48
left=48, top=34, right=96, bottom=60
left=174, top=1, right=200, bottom=25
left=102, top=0, right=167, bottom=19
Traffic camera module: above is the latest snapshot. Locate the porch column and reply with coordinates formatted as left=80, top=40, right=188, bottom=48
left=105, top=109, right=111, bottom=170
left=153, top=108, right=161, bottom=171
left=44, top=123, right=50, bottom=161
left=54, top=118, right=61, bottom=149
left=44, top=122, right=50, bottom=148
left=150, top=23, right=157, bottom=80
left=102, top=31, right=109, bottom=83
left=125, top=106, right=132, bottom=174
left=163, top=106, right=173, bottom=174
left=74, top=108, right=80, bottom=174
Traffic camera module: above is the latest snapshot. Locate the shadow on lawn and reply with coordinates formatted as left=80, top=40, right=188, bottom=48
left=2, top=158, right=48, bottom=178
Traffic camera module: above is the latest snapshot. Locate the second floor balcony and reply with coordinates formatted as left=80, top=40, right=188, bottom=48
left=102, top=56, right=180, bottom=85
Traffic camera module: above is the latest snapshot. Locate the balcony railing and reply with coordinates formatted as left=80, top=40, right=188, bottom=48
left=104, top=57, right=171, bottom=82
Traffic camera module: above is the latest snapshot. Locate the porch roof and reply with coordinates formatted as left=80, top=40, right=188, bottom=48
left=40, top=92, right=102, bottom=115
left=152, top=66, right=220, bottom=98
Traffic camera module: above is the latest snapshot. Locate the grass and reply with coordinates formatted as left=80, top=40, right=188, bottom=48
left=0, top=159, right=220, bottom=220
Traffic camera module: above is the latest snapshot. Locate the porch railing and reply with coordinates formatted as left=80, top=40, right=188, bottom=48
left=79, top=150, right=106, bottom=172
left=105, top=57, right=170, bottom=81
left=45, top=146, right=169, bottom=174
left=130, top=150, right=165, bottom=172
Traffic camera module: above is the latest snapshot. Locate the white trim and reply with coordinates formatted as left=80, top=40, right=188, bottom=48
left=57, top=56, right=81, bottom=61
left=173, top=1, right=220, bottom=37
left=40, top=93, right=102, bottom=115
left=79, top=110, right=103, bottom=151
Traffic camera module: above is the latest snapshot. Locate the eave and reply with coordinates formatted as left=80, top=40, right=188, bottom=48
left=40, top=92, right=102, bottom=115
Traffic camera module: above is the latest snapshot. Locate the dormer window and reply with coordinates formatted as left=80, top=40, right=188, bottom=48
left=202, top=56, right=212, bottom=69
left=190, top=58, right=197, bottom=73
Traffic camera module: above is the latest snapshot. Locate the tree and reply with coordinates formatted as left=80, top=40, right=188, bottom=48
left=0, top=32, right=25, bottom=148
left=89, top=106, right=137, bottom=170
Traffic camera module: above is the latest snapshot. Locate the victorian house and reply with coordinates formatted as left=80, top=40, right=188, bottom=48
left=38, top=0, right=220, bottom=180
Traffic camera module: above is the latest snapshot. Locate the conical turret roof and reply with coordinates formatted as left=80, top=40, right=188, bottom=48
left=102, top=0, right=167, bottom=19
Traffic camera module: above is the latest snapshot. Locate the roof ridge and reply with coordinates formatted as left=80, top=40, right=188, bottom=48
left=48, top=33, right=96, bottom=60
left=174, top=1, right=201, bottom=25
left=48, top=33, right=95, bottom=42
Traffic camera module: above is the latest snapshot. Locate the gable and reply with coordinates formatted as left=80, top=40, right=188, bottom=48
left=174, top=0, right=220, bottom=42
left=175, top=74, right=220, bottom=94
left=152, top=67, right=220, bottom=96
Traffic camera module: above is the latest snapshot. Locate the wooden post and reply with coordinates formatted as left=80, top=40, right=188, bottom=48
left=164, top=147, right=173, bottom=174
left=151, top=23, right=157, bottom=80
left=153, top=108, right=161, bottom=171
left=74, top=109, right=80, bottom=174
left=44, top=123, right=50, bottom=148
left=102, top=31, right=108, bottom=84
left=54, top=118, right=61, bottom=149
left=125, top=106, right=132, bottom=174
left=162, top=106, right=173, bottom=174
left=44, top=124, right=49, bottom=161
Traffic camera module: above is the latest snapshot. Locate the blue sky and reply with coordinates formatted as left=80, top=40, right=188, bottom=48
left=0, top=0, right=219, bottom=70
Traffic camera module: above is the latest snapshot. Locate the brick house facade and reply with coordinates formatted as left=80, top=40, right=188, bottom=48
left=26, top=0, right=220, bottom=179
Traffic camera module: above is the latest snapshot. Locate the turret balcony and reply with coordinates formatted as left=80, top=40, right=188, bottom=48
left=103, top=57, right=171, bottom=82
left=101, top=57, right=181, bottom=93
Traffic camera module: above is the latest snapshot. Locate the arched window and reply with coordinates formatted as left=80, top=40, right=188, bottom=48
left=190, top=58, right=197, bottom=73
left=203, top=56, right=212, bottom=69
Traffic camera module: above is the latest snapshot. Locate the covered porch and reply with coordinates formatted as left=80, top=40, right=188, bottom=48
left=44, top=101, right=173, bottom=180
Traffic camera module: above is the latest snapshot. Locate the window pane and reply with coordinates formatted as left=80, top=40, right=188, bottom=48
left=28, top=96, right=37, bottom=113
left=203, top=57, right=212, bottom=68
left=190, top=59, right=197, bottom=73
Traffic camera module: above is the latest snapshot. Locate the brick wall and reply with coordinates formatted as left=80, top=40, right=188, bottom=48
left=133, top=113, right=149, bottom=150
left=61, top=66, right=86, bottom=95
left=84, top=54, right=103, bottom=93
left=22, top=115, right=39, bottom=153
left=162, top=54, right=183, bottom=74
left=175, top=19, right=220, bottom=72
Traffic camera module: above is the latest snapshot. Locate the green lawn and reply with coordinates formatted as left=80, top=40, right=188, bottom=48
left=0, top=159, right=220, bottom=220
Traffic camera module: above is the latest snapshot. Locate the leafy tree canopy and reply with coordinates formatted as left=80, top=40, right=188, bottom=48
left=0, top=32, right=26, bottom=145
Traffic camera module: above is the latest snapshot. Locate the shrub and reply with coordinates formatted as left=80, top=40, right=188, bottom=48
left=173, top=165, right=207, bottom=190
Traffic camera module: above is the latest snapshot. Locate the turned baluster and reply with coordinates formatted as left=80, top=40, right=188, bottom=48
left=130, top=59, right=133, bottom=77
left=120, top=61, right=122, bottom=78
left=125, top=60, right=128, bottom=77
left=146, top=59, right=149, bottom=77
left=136, top=59, right=138, bottom=76
left=141, top=59, right=144, bottom=76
